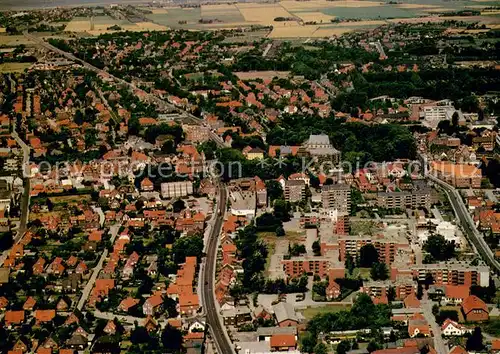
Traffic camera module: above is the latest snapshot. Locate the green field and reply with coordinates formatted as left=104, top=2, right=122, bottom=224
left=146, top=8, right=202, bottom=28
left=300, top=303, right=352, bottom=320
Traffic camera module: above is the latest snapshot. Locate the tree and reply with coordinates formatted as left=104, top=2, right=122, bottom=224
left=359, top=244, right=379, bottom=267
left=367, top=341, right=381, bottom=353
left=312, top=281, right=327, bottom=297
left=0, top=232, right=13, bottom=251
left=172, top=199, right=185, bottom=213
left=424, top=273, right=434, bottom=289
left=161, top=324, right=183, bottom=352
left=417, top=283, right=423, bottom=300
left=266, top=180, right=283, bottom=202
left=345, top=254, right=355, bottom=275
left=336, top=340, right=351, bottom=354
left=432, top=304, right=440, bottom=317
left=312, top=240, right=321, bottom=256
left=387, top=286, right=396, bottom=302
left=452, top=111, right=459, bottom=127
left=130, top=326, right=151, bottom=345
left=172, top=234, right=204, bottom=264
left=370, top=262, right=389, bottom=281
left=256, top=212, right=282, bottom=232
left=275, top=225, right=285, bottom=236
left=466, top=327, right=484, bottom=351
left=273, top=199, right=292, bottom=221
left=423, top=234, right=456, bottom=261
left=300, top=331, right=317, bottom=353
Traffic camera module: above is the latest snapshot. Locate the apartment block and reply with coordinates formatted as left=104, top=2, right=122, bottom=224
left=407, top=261, right=490, bottom=287
left=321, top=183, right=351, bottom=213
left=430, top=161, right=482, bottom=189
left=361, top=279, right=416, bottom=301
left=182, top=124, right=210, bottom=143
left=377, top=190, right=431, bottom=210
left=281, top=251, right=344, bottom=279
left=160, top=181, right=193, bottom=198
left=284, top=180, right=306, bottom=203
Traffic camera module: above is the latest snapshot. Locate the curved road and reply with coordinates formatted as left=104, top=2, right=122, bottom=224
left=427, top=174, right=500, bottom=273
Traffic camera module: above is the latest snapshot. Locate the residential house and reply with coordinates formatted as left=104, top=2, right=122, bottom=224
left=143, top=294, right=163, bottom=316
left=34, top=309, right=56, bottom=325
left=461, top=295, right=489, bottom=322
left=441, top=319, right=472, bottom=336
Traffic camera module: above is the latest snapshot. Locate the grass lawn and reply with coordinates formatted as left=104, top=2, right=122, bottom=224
left=351, top=267, right=371, bottom=280
left=481, top=318, right=500, bottom=337
left=300, top=303, right=352, bottom=320
left=49, top=194, right=92, bottom=204
left=350, top=220, right=380, bottom=235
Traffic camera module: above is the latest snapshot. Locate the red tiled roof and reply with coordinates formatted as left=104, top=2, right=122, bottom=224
left=270, top=334, right=296, bottom=348
left=445, top=285, right=470, bottom=300
left=5, top=310, right=24, bottom=324
left=404, top=294, right=420, bottom=308
left=462, top=295, right=488, bottom=314
left=35, top=309, right=56, bottom=322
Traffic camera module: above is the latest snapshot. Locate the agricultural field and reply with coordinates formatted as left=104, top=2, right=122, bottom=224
left=145, top=7, right=202, bottom=28
left=0, top=34, right=33, bottom=46
left=0, top=62, right=32, bottom=73
left=200, top=4, right=246, bottom=23
left=39, top=0, right=498, bottom=37
left=64, top=15, right=167, bottom=34
left=236, top=3, right=294, bottom=24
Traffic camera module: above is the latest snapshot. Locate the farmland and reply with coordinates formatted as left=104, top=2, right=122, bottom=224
left=34, top=0, right=498, bottom=38
left=0, top=62, right=32, bottom=73
left=64, top=15, right=167, bottom=34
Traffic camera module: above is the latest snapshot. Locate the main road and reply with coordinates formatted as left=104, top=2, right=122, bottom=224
left=426, top=173, right=500, bottom=273
left=26, top=31, right=232, bottom=351
left=201, top=184, right=234, bottom=354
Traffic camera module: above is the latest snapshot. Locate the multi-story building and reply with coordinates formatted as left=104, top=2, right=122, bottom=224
left=420, top=100, right=457, bottom=129
left=377, top=190, right=431, bottom=210
left=472, top=130, right=496, bottom=151
left=430, top=161, right=481, bottom=188
left=360, top=279, right=416, bottom=301
left=284, top=180, right=306, bottom=202
left=334, top=233, right=411, bottom=265
left=407, top=261, right=490, bottom=287
left=282, top=256, right=330, bottom=278
left=433, top=136, right=461, bottom=147
left=182, top=124, right=210, bottom=143
left=321, top=184, right=351, bottom=213
left=281, top=251, right=344, bottom=279
left=160, top=181, right=194, bottom=198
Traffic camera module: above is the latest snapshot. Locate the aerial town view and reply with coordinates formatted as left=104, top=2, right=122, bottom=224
left=0, top=0, right=499, bottom=353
